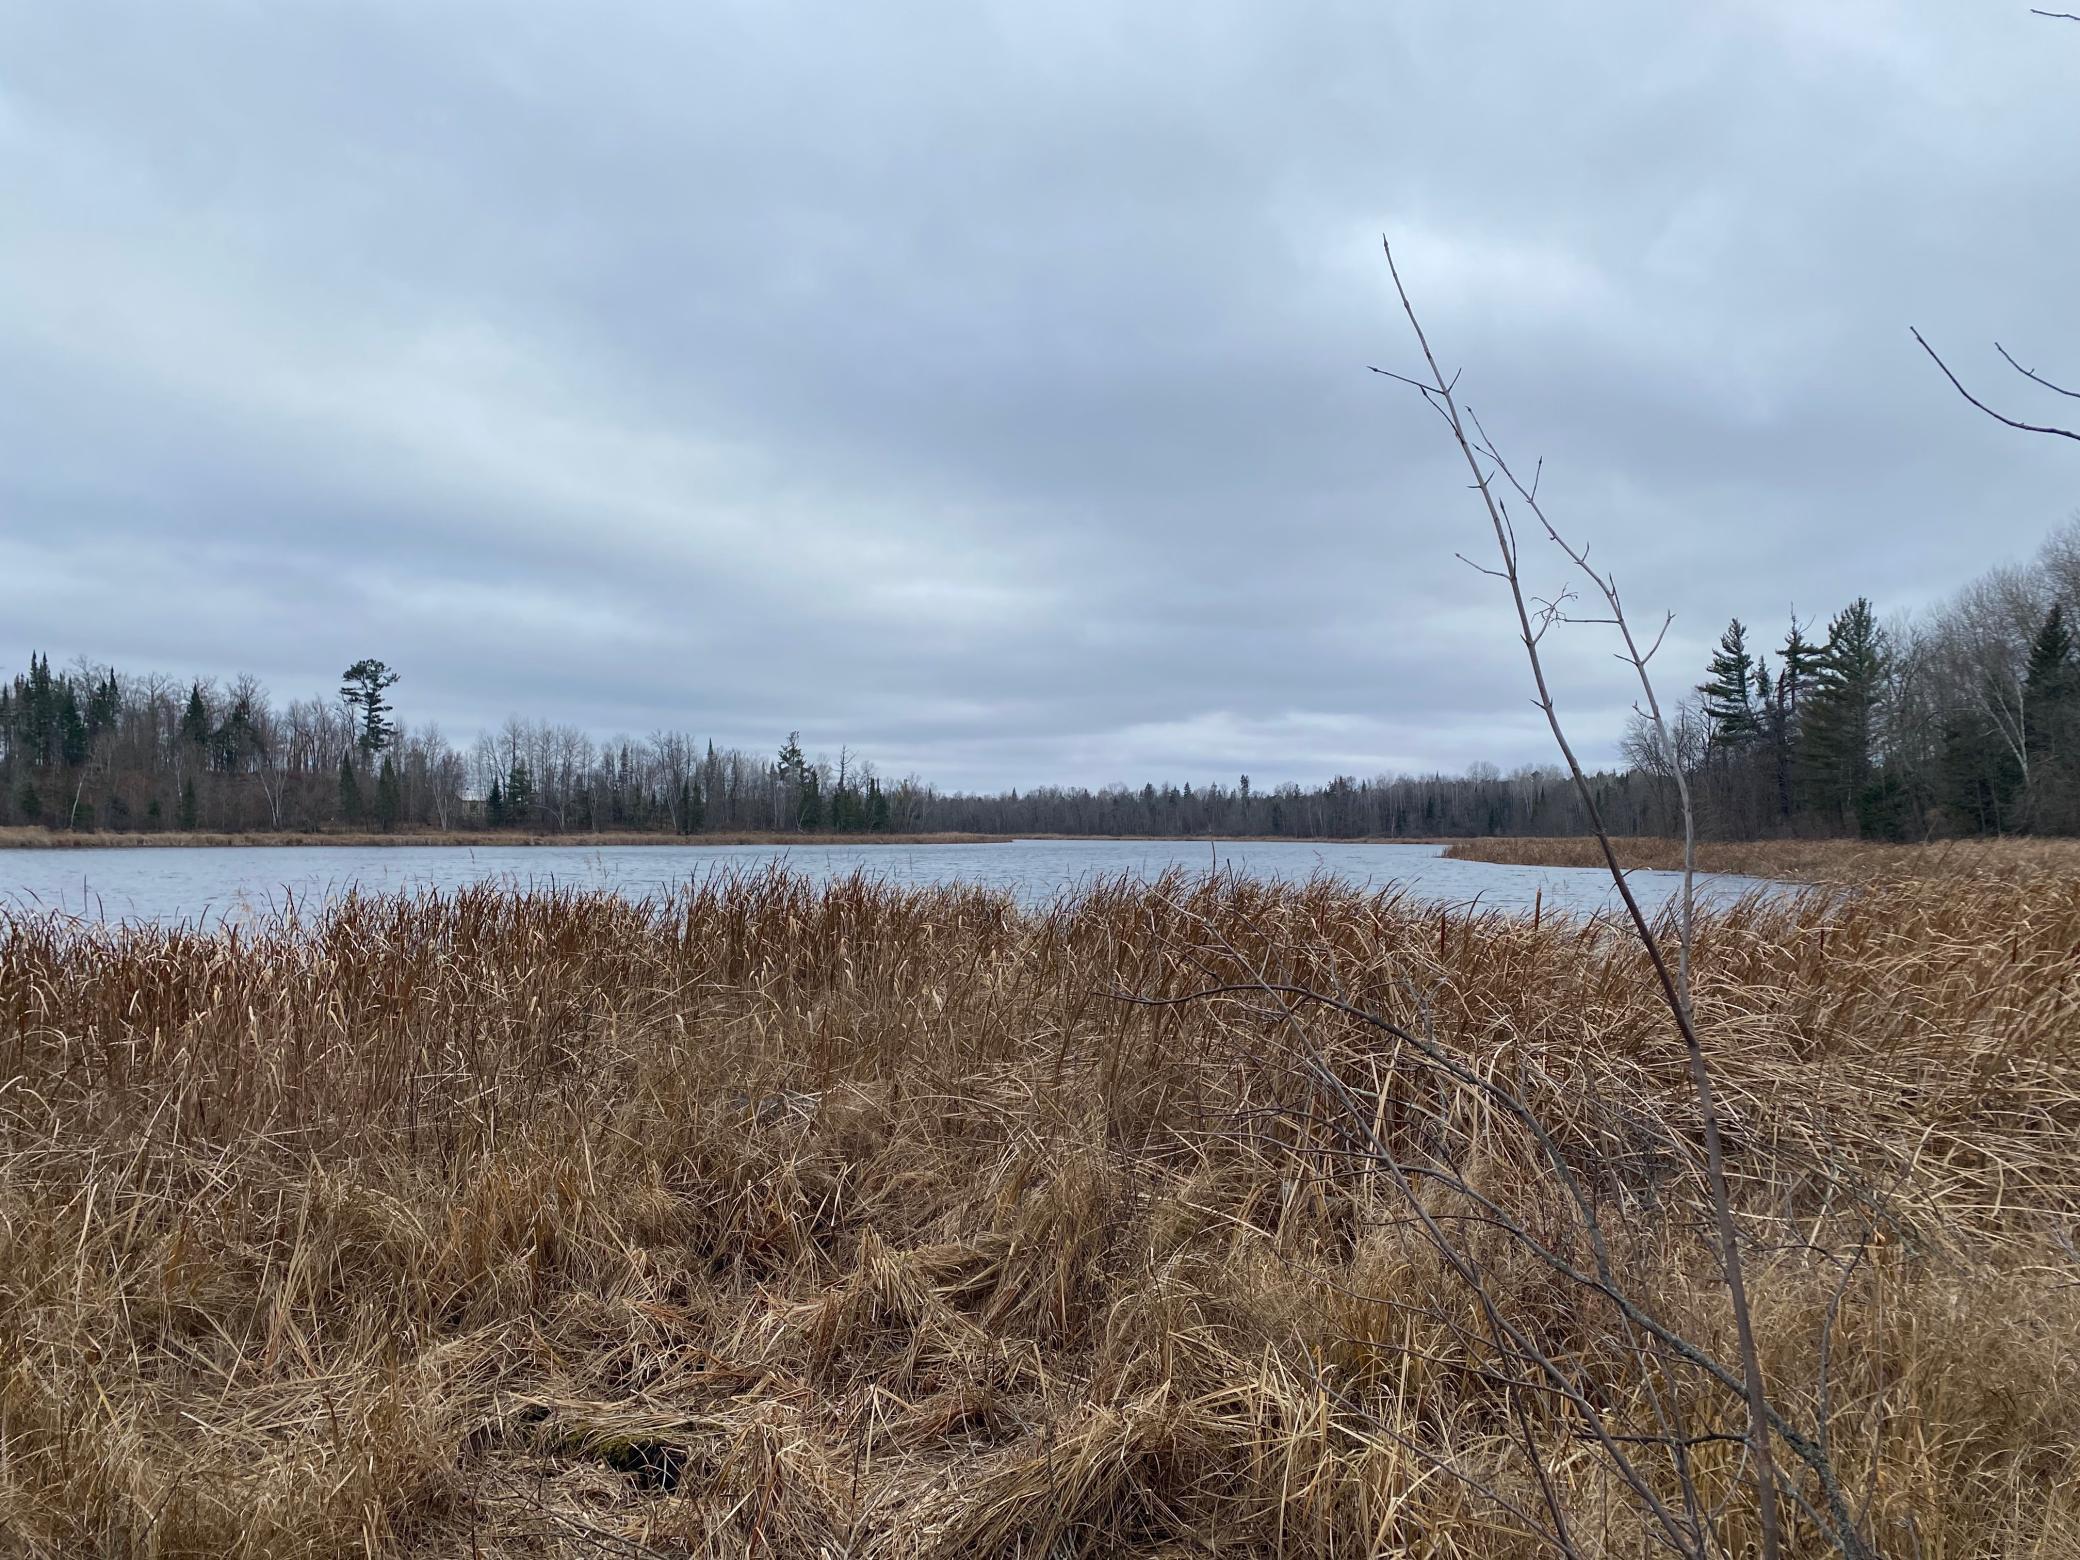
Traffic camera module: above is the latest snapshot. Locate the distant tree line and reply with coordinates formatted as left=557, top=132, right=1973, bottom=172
left=0, top=658, right=929, bottom=838
left=4, top=520, right=2078, bottom=842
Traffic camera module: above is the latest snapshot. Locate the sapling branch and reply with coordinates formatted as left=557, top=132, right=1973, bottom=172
left=1379, top=237, right=1796, bottom=1558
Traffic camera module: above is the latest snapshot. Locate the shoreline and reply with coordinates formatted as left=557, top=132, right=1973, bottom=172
left=1442, top=833, right=2080, bottom=882
left=0, top=828, right=1009, bottom=851
left=0, top=829, right=1463, bottom=852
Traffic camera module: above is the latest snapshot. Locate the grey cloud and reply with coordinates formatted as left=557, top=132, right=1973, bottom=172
left=1, top=1, right=2073, bottom=791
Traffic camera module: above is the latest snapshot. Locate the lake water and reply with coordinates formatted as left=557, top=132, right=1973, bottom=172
left=0, top=839, right=1779, bottom=928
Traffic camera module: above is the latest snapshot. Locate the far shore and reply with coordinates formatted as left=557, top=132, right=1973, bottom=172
left=0, top=828, right=1461, bottom=852
left=0, top=827, right=1008, bottom=851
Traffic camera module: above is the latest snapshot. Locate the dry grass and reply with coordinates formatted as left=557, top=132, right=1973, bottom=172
left=2, top=868, right=2077, bottom=1555
left=1443, top=833, right=2080, bottom=883
left=0, top=829, right=1002, bottom=851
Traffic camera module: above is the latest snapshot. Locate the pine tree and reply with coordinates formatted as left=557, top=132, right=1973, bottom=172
left=1777, top=620, right=1820, bottom=720
left=797, top=768, right=823, bottom=831
left=375, top=756, right=402, bottom=831
left=869, top=777, right=890, bottom=832
left=486, top=777, right=506, bottom=829
left=339, top=659, right=401, bottom=755
left=338, top=754, right=363, bottom=823
left=1699, top=619, right=1760, bottom=744
left=178, top=778, right=199, bottom=831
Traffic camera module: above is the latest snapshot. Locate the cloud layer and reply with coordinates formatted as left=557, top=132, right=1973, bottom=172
left=3, top=1, right=2074, bottom=788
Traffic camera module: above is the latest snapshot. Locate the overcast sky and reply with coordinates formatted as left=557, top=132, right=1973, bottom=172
left=2, top=2, right=2074, bottom=790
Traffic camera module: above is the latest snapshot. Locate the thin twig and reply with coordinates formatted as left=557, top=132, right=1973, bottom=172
left=1910, top=329, right=2080, bottom=443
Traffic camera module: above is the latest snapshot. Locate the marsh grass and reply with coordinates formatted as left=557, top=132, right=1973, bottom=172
left=1, top=867, right=2076, bottom=1555
left=1443, top=833, right=2080, bottom=883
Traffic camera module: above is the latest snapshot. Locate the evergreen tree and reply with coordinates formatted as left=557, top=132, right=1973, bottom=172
left=375, top=756, right=402, bottom=831
left=17, top=779, right=41, bottom=824
left=486, top=777, right=506, bottom=829
left=58, top=689, right=89, bottom=768
left=680, top=779, right=705, bottom=834
left=181, top=683, right=211, bottom=751
left=339, top=659, right=401, bottom=755
left=1776, top=620, right=1820, bottom=721
left=505, top=761, right=534, bottom=824
left=869, top=777, right=890, bottom=832
left=1800, top=599, right=1889, bottom=831
left=2024, top=602, right=2078, bottom=831
left=213, top=694, right=257, bottom=774
left=338, top=754, right=363, bottom=823
left=23, top=654, right=58, bottom=765
left=1699, top=619, right=1760, bottom=744
left=797, top=768, right=823, bottom=831
left=178, top=778, right=199, bottom=831
left=1940, top=717, right=2022, bottom=834
left=86, top=672, right=119, bottom=738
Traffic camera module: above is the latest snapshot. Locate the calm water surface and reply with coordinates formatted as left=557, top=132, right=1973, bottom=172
left=0, top=839, right=1778, bottom=928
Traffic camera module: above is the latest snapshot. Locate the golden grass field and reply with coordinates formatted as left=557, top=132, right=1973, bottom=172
left=2, top=857, right=2076, bottom=1555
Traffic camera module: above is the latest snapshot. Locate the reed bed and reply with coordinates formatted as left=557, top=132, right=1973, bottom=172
left=1, top=867, right=2075, bottom=1556
left=1443, top=833, right=2080, bottom=883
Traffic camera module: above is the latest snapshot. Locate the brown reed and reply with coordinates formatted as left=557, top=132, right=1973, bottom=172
left=1443, top=833, right=2080, bottom=884
left=1, top=866, right=2075, bottom=1555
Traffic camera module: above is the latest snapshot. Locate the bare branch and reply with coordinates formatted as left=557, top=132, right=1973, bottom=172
left=1911, top=328, right=2080, bottom=442
left=1381, top=239, right=1807, bottom=1560
left=1996, top=341, right=2080, bottom=400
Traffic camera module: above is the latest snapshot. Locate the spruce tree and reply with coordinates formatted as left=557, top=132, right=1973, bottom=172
left=182, top=683, right=211, bottom=753
left=1940, top=717, right=2022, bottom=834
left=486, top=777, right=506, bottom=829
left=86, top=671, right=118, bottom=738
left=58, top=690, right=89, bottom=768
left=505, top=761, right=533, bottom=824
left=2024, top=602, right=2078, bottom=831
left=1800, top=599, right=1889, bottom=831
left=178, top=778, right=199, bottom=831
